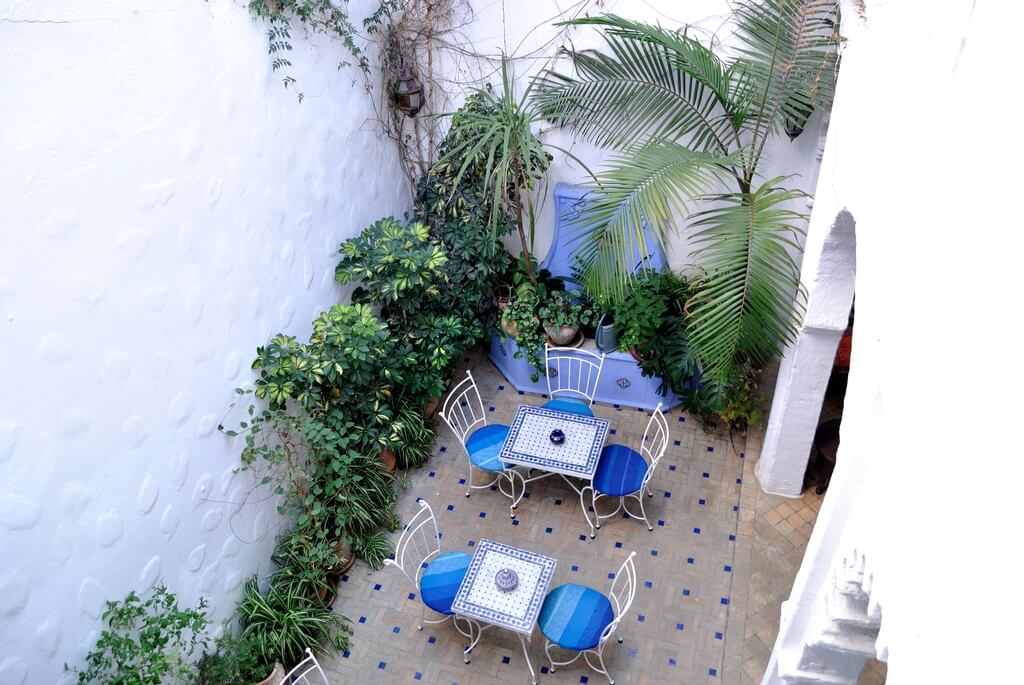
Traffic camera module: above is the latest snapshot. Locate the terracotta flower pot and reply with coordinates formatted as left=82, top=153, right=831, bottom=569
left=379, top=447, right=397, bottom=472
left=544, top=324, right=579, bottom=346
left=329, top=538, right=356, bottom=575
left=424, top=395, right=442, bottom=418
left=254, top=663, right=285, bottom=685
left=317, top=579, right=338, bottom=607
left=500, top=315, right=520, bottom=337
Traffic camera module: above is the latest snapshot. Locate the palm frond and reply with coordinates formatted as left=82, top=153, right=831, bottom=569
left=570, top=142, right=740, bottom=303
left=534, top=15, right=739, bottom=154
left=733, top=0, right=841, bottom=167
left=685, top=179, right=808, bottom=384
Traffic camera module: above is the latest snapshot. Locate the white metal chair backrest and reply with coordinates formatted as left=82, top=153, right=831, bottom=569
left=600, top=551, right=638, bottom=645
left=638, top=403, right=670, bottom=492
left=545, top=345, right=606, bottom=405
left=384, top=500, right=441, bottom=588
left=439, top=370, right=487, bottom=449
left=277, top=648, right=329, bottom=685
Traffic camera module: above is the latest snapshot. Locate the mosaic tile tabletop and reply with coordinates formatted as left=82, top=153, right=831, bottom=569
left=452, top=538, right=557, bottom=635
left=501, top=405, right=609, bottom=478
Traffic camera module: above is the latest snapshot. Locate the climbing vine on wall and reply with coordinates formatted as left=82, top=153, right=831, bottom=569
left=248, top=0, right=368, bottom=101
left=247, top=0, right=476, bottom=185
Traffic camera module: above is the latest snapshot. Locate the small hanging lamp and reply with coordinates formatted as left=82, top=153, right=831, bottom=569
left=394, top=66, right=425, bottom=117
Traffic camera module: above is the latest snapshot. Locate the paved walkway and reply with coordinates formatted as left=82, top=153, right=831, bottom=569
left=321, top=351, right=885, bottom=684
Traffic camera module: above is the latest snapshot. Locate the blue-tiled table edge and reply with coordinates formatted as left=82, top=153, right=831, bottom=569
left=500, top=405, right=610, bottom=479
left=450, top=538, right=558, bottom=635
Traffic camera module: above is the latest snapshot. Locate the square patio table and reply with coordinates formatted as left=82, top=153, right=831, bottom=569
left=451, top=538, right=558, bottom=684
left=500, top=404, right=610, bottom=533
left=501, top=405, right=609, bottom=477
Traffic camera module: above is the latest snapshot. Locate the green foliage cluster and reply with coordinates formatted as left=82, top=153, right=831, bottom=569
left=223, top=303, right=406, bottom=670
left=435, top=59, right=566, bottom=283
left=69, top=585, right=209, bottom=685
left=613, top=270, right=678, bottom=355
left=336, top=217, right=471, bottom=408
left=538, top=290, right=595, bottom=330
left=414, top=91, right=516, bottom=343
left=197, top=632, right=276, bottom=685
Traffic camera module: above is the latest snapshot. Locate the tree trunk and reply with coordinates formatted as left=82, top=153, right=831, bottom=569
left=512, top=178, right=537, bottom=284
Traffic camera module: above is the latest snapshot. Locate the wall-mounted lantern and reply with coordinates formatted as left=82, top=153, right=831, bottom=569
left=394, top=68, right=425, bottom=117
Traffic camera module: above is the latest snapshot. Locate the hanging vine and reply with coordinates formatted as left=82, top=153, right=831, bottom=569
left=248, top=0, right=369, bottom=101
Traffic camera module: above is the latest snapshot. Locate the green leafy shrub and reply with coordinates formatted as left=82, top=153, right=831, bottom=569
left=415, top=91, right=515, bottom=343
left=68, top=585, right=208, bottom=685
left=614, top=271, right=672, bottom=354
left=336, top=217, right=471, bottom=406
left=197, top=632, right=275, bottom=685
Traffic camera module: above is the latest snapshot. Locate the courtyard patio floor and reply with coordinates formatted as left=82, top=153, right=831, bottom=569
left=319, top=351, right=856, bottom=685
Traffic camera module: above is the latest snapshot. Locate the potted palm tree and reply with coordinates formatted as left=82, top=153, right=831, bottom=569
left=534, top=2, right=841, bottom=392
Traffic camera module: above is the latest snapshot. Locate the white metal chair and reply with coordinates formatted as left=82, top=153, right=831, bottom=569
left=439, top=370, right=524, bottom=518
left=277, top=648, right=329, bottom=685
left=542, top=345, right=606, bottom=416
left=539, top=551, right=638, bottom=685
left=383, top=499, right=474, bottom=637
left=585, top=403, right=670, bottom=537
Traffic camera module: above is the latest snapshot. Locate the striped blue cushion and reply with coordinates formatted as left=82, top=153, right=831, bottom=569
left=539, top=583, right=615, bottom=651
left=419, top=551, right=472, bottom=615
left=541, top=398, right=594, bottom=416
left=593, top=444, right=648, bottom=497
left=466, top=424, right=510, bottom=472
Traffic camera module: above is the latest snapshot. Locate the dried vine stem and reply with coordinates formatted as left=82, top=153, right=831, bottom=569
left=367, top=0, right=474, bottom=186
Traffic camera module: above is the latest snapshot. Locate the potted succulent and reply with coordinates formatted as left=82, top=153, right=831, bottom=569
left=539, top=290, right=594, bottom=346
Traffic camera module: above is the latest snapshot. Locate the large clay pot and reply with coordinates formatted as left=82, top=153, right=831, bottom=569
left=254, top=663, right=285, bottom=685
left=501, top=315, right=539, bottom=339
left=317, top=579, right=338, bottom=607
left=544, top=323, right=579, bottom=346
left=500, top=315, right=520, bottom=337
left=379, top=447, right=397, bottom=472
left=424, top=395, right=442, bottom=418
left=329, top=538, right=356, bottom=575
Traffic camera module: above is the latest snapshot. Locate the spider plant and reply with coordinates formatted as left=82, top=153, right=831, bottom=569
left=534, top=2, right=841, bottom=385
left=238, top=576, right=349, bottom=668
left=437, top=56, right=589, bottom=283
left=351, top=530, right=393, bottom=570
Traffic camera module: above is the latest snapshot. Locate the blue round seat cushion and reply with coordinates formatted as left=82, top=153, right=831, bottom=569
left=419, top=551, right=473, bottom=615
left=539, top=583, right=615, bottom=651
left=541, top=398, right=594, bottom=416
left=465, top=423, right=511, bottom=472
left=593, top=444, right=649, bottom=497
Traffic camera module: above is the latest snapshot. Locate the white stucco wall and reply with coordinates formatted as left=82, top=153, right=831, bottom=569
left=764, top=1, right=1023, bottom=682
left=0, top=1, right=407, bottom=682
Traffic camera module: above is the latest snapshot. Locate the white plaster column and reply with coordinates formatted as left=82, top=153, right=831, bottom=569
left=756, top=210, right=856, bottom=497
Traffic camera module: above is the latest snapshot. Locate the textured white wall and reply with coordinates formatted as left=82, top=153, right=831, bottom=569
left=0, top=1, right=407, bottom=682
left=764, top=1, right=1023, bottom=682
